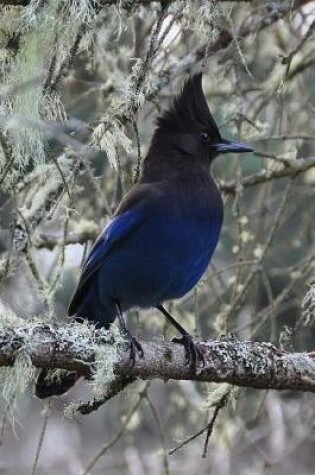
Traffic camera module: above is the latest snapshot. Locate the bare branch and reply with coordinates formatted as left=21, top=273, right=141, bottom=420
left=219, top=156, right=315, bottom=193
left=77, top=375, right=136, bottom=414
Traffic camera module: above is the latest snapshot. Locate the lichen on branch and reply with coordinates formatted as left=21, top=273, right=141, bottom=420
left=0, top=318, right=314, bottom=408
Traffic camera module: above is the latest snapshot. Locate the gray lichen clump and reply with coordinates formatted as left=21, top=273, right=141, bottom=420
left=197, top=339, right=315, bottom=391
left=0, top=0, right=95, bottom=178
left=0, top=313, right=123, bottom=404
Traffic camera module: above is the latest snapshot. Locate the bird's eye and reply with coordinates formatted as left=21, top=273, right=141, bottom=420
left=200, top=132, right=209, bottom=142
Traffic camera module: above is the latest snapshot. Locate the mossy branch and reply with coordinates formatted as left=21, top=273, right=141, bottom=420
left=1, top=322, right=315, bottom=394
left=0, top=0, right=251, bottom=5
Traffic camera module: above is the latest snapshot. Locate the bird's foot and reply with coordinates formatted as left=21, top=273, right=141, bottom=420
left=122, top=328, right=144, bottom=366
left=172, top=333, right=205, bottom=370
left=115, top=301, right=144, bottom=366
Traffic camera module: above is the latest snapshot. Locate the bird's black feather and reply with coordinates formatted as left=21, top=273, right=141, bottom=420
left=156, top=73, right=221, bottom=139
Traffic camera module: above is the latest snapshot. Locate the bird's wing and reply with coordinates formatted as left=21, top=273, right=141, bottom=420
left=68, top=184, right=157, bottom=316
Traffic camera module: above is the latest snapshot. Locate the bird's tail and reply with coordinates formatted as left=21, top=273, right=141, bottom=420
left=34, top=368, right=81, bottom=399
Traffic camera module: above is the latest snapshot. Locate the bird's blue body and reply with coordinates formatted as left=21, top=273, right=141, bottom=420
left=72, top=173, right=223, bottom=327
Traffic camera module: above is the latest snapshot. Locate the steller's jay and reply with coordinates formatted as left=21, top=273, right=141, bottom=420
left=35, top=72, right=252, bottom=398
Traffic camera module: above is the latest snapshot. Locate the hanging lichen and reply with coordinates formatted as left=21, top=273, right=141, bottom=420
left=0, top=0, right=95, bottom=173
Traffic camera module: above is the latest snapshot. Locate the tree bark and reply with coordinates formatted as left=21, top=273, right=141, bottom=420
left=1, top=322, right=315, bottom=394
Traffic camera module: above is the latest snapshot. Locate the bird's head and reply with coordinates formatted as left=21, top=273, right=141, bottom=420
left=153, top=72, right=252, bottom=164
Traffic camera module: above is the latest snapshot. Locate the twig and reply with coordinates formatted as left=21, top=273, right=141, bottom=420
left=219, top=156, right=315, bottom=193
left=82, top=382, right=150, bottom=475
left=169, top=421, right=209, bottom=456
left=133, top=120, right=142, bottom=183
left=202, top=387, right=232, bottom=458
left=47, top=26, right=87, bottom=92
left=31, top=401, right=51, bottom=475
left=224, top=178, right=295, bottom=324
left=280, top=19, right=315, bottom=81
left=169, top=386, right=232, bottom=457
left=0, top=129, right=15, bottom=187
left=77, top=375, right=135, bottom=415
left=145, top=392, right=170, bottom=474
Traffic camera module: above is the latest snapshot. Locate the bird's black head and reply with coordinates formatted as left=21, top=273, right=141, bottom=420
left=154, top=72, right=252, bottom=163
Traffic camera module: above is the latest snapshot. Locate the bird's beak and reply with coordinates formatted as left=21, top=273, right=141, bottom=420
left=212, top=138, right=253, bottom=154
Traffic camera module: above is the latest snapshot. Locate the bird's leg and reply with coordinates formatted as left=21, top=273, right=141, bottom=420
left=156, top=304, right=205, bottom=369
left=115, top=301, right=144, bottom=365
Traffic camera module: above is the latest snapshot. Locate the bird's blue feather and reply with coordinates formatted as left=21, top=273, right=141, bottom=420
left=82, top=208, right=144, bottom=286
left=68, top=205, right=145, bottom=322
left=71, top=182, right=223, bottom=327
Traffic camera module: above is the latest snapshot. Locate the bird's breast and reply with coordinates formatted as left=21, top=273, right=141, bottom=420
left=146, top=184, right=223, bottom=299
left=101, top=178, right=223, bottom=308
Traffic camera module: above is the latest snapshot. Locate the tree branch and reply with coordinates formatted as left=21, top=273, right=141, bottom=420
left=219, top=156, right=315, bottom=194
left=1, top=322, right=315, bottom=394
left=0, top=0, right=251, bottom=5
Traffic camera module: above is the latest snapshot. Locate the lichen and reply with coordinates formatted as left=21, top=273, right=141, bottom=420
left=204, top=382, right=232, bottom=410
left=19, top=158, right=72, bottom=222
left=180, top=0, right=220, bottom=41
left=94, top=118, right=133, bottom=172
left=302, top=283, right=315, bottom=327
left=92, top=325, right=123, bottom=394
left=64, top=400, right=82, bottom=418
left=0, top=313, right=125, bottom=409
left=0, top=354, right=34, bottom=405
left=0, top=0, right=95, bottom=173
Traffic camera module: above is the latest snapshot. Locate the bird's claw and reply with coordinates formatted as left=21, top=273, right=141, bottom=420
left=172, top=334, right=205, bottom=370
left=122, top=329, right=144, bottom=366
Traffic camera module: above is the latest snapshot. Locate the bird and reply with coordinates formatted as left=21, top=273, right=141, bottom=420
left=34, top=72, right=252, bottom=398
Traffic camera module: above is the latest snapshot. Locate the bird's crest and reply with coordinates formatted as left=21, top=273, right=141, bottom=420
left=156, top=73, right=221, bottom=137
